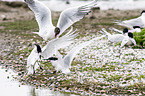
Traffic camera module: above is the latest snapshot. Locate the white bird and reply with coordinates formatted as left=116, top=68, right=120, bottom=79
left=100, top=28, right=136, bottom=47
left=24, top=0, right=98, bottom=41
left=50, top=35, right=105, bottom=74
left=115, top=10, right=145, bottom=29
left=27, top=28, right=78, bottom=74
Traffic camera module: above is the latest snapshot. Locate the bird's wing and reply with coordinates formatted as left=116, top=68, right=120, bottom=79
left=115, top=17, right=144, bottom=29
left=129, top=38, right=137, bottom=46
left=41, top=28, right=78, bottom=59
left=120, top=37, right=129, bottom=47
left=27, top=48, right=40, bottom=74
left=57, top=0, right=98, bottom=36
left=63, top=35, right=105, bottom=69
left=109, top=28, right=123, bottom=34
left=25, top=0, right=53, bottom=32
left=101, top=28, right=111, bottom=36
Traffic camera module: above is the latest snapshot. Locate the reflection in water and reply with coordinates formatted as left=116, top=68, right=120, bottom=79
left=0, top=67, right=76, bottom=96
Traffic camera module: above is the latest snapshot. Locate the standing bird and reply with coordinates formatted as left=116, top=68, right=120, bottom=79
left=100, top=28, right=136, bottom=47
left=115, top=10, right=145, bottom=29
left=27, top=28, right=78, bottom=74
left=50, top=35, right=105, bottom=74
left=24, top=0, right=98, bottom=41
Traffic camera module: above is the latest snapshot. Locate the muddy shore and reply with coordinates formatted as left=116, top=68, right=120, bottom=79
left=0, top=1, right=145, bottom=95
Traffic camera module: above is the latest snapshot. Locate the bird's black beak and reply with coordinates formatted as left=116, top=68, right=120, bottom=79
left=43, top=57, right=58, bottom=61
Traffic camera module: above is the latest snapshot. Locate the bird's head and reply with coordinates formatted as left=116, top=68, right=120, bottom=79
left=123, top=28, right=128, bottom=34
left=141, top=10, right=145, bottom=15
left=128, top=32, right=133, bottom=38
left=133, top=26, right=141, bottom=29
left=54, top=27, right=60, bottom=38
left=34, top=43, right=42, bottom=53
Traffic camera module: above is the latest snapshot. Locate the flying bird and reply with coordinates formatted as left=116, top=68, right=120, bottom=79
left=50, top=35, right=105, bottom=74
left=115, top=10, right=145, bottom=29
left=24, top=0, right=98, bottom=41
left=100, top=28, right=136, bottom=47
left=27, top=28, right=78, bottom=74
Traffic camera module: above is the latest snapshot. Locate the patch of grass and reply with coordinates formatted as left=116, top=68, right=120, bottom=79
left=0, top=20, right=38, bottom=31
left=133, top=28, right=145, bottom=47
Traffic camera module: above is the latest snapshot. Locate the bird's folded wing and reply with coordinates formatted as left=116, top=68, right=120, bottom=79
left=25, top=0, right=53, bottom=32
left=63, top=35, right=104, bottom=69
left=57, top=0, right=98, bottom=36
left=41, top=28, right=78, bottom=59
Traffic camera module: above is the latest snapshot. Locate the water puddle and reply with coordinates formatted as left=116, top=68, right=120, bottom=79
left=0, top=66, right=77, bottom=96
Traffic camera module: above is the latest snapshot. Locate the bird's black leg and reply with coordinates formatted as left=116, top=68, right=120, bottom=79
left=37, top=59, right=43, bottom=70
left=33, top=65, right=35, bottom=75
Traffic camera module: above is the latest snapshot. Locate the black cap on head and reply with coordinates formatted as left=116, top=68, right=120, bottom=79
left=133, top=26, right=141, bottom=29
left=66, top=0, right=70, bottom=4
left=34, top=44, right=42, bottom=53
left=123, top=28, right=128, bottom=34
left=128, top=32, right=133, bottom=38
left=55, top=27, right=60, bottom=38
left=141, top=10, right=145, bottom=15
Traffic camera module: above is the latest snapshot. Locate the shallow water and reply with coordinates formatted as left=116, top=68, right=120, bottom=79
left=0, top=66, right=77, bottom=96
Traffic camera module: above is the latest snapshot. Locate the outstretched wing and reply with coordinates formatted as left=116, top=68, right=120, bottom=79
left=63, top=35, right=105, bottom=69
left=25, top=0, right=53, bottom=32
left=41, top=28, right=78, bottom=59
left=109, top=27, right=123, bottom=34
left=57, top=0, right=98, bottom=36
left=115, top=17, right=144, bottom=29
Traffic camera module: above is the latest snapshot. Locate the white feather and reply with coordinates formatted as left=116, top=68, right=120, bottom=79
left=57, top=0, right=98, bottom=36
left=51, top=35, right=105, bottom=74
left=25, top=0, right=97, bottom=40
left=115, top=13, right=145, bottom=29
left=27, top=29, right=78, bottom=74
